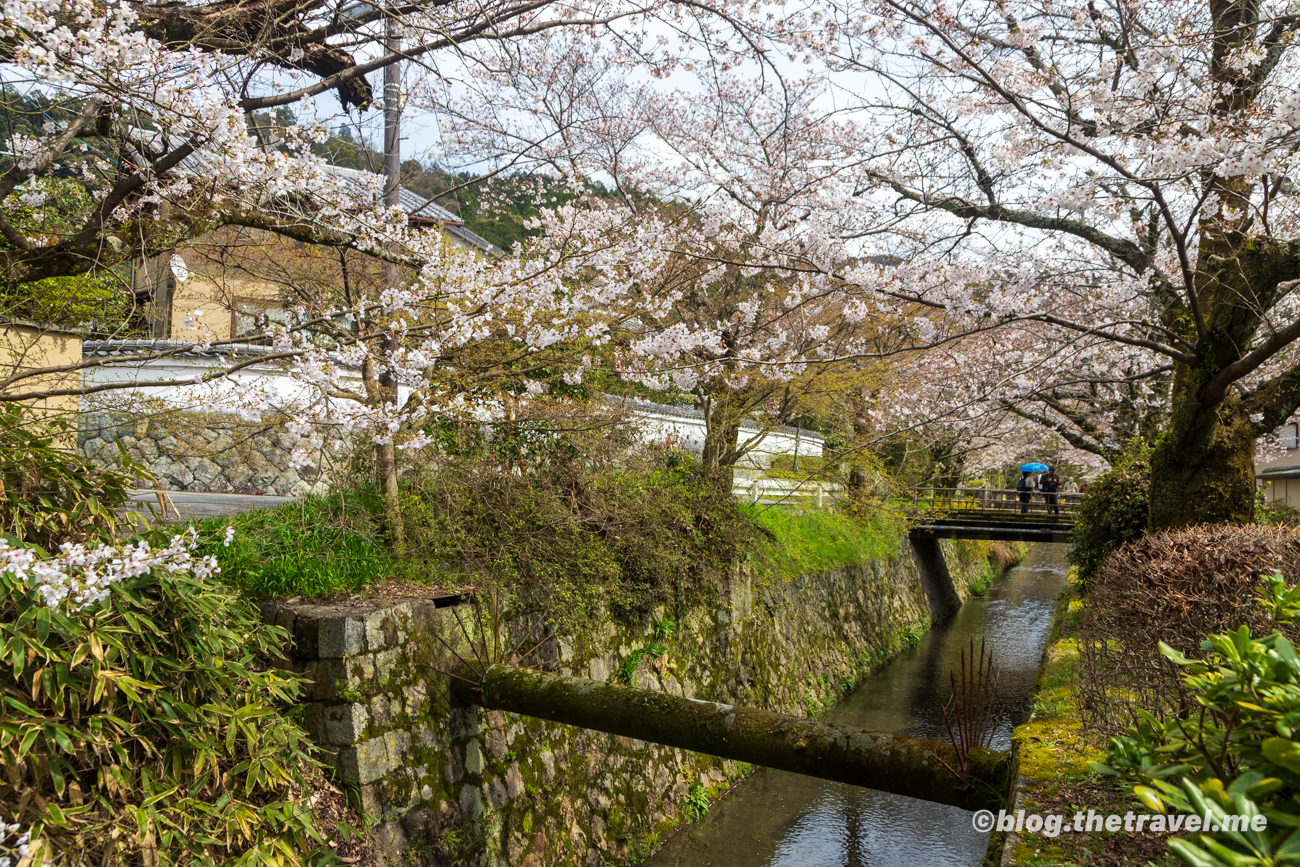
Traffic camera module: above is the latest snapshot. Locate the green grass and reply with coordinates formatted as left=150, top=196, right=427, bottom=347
left=194, top=481, right=908, bottom=604
left=745, top=505, right=905, bottom=581
left=193, top=493, right=397, bottom=598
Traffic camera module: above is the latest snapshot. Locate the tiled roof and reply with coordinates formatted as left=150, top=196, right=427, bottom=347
left=319, top=164, right=461, bottom=224
left=316, top=164, right=503, bottom=255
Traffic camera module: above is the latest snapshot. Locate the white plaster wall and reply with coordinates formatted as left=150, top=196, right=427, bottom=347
left=82, top=359, right=823, bottom=466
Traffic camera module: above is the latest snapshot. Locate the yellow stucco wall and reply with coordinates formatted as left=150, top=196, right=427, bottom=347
left=0, top=320, right=82, bottom=423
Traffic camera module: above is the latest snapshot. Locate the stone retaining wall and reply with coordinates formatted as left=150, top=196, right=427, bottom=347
left=261, top=539, right=996, bottom=867
left=78, top=411, right=332, bottom=497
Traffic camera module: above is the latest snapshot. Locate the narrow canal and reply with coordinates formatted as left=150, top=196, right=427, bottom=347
left=646, top=543, right=1070, bottom=867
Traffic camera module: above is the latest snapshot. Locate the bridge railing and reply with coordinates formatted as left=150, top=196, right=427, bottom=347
left=907, top=487, right=1082, bottom=516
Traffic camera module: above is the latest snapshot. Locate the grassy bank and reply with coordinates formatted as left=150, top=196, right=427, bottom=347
left=745, top=504, right=907, bottom=581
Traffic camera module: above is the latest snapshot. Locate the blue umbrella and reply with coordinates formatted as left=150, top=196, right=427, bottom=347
left=1020, top=462, right=1049, bottom=472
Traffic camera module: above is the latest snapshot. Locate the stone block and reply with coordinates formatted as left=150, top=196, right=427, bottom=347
left=505, top=764, right=525, bottom=801
left=191, top=458, right=220, bottom=486
left=315, top=615, right=366, bottom=658
left=323, top=702, right=369, bottom=746
left=459, top=784, right=483, bottom=819
left=227, top=464, right=253, bottom=488
left=359, top=783, right=383, bottom=821
left=488, top=777, right=509, bottom=808
left=376, top=820, right=408, bottom=857
left=385, top=730, right=410, bottom=762
left=400, top=807, right=432, bottom=841
left=165, top=466, right=194, bottom=488
left=338, top=735, right=392, bottom=784
left=486, top=727, right=507, bottom=762
left=540, top=749, right=555, bottom=784
left=404, top=684, right=427, bottom=717
left=464, top=740, right=485, bottom=775
left=363, top=607, right=407, bottom=651
left=298, top=659, right=348, bottom=701
left=286, top=479, right=313, bottom=498
left=369, top=694, right=393, bottom=727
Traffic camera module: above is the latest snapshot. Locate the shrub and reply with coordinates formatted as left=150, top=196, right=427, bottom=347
left=0, top=406, right=144, bottom=549
left=0, top=535, right=337, bottom=866
left=1076, top=524, right=1300, bottom=737
left=1094, top=575, right=1300, bottom=866
left=1068, top=444, right=1151, bottom=585
left=397, top=452, right=754, bottom=630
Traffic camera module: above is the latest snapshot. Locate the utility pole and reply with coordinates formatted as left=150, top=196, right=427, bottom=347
left=383, top=11, right=401, bottom=275
left=376, top=9, right=405, bottom=548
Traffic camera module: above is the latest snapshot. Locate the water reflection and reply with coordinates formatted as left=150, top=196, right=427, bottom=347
left=646, top=544, right=1070, bottom=867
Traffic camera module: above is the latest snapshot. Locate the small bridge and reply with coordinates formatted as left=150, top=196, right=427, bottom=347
left=906, top=487, right=1079, bottom=543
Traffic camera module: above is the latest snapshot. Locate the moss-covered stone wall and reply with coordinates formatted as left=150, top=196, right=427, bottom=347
left=262, top=538, right=1000, bottom=866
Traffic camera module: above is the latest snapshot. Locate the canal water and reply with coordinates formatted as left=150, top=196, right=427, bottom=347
left=646, top=543, right=1070, bottom=867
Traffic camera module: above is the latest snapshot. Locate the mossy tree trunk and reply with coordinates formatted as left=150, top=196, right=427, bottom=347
left=453, top=664, right=1010, bottom=811
left=1148, top=366, right=1258, bottom=530
left=700, top=393, right=743, bottom=489
left=1146, top=198, right=1300, bottom=530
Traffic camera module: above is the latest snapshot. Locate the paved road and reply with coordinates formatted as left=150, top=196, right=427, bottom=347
left=125, top=490, right=297, bottom=522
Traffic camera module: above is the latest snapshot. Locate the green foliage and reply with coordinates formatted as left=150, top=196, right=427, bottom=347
left=3, top=271, right=125, bottom=327
left=683, top=782, right=710, bottom=821
left=653, top=618, right=677, bottom=641
left=1068, top=443, right=1151, bottom=584
left=0, top=175, right=130, bottom=329
left=615, top=653, right=641, bottom=685
left=1093, top=576, right=1300, bottom=866
left=0, top=406, right=144, bottom=549
left=897, top=625, right=924, bottom=648
left=746, top=504, right=905, bottom=581
left=195, top=492, right=395, bottom=598
left=0, top=547, right=329, bottom=865
left=1258, top=498, right=1300, bottom=526
left=396, top=445, right=754, bottom=630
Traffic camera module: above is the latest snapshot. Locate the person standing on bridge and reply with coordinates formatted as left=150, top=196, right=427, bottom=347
left=1041, top=467, right=1062, bottom=515
left=1061, top=476, right=1078, bottom=512
left=1016, top=471, right=1033, bottom=513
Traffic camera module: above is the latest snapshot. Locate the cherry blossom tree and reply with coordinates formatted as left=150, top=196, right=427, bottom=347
left=776, top=0, right=1300, bottom=528
left=433, top=49, right=927, bottom=482
left=0, top=0, right=767, bottom=399
left=0, top=0, right=785, bottom=540
left=445, top=1, right=1300, bottom=527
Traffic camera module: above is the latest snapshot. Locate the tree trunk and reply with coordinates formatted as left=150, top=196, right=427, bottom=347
left=452, top=664, right=1010, bottom=811
left=701, top=396, right=742, bottom=490
left=1148, top=363, right=1257, bottom=531
left=375, top=334, right=406, bottom=549
left=375, top=438, right=405, bottom=550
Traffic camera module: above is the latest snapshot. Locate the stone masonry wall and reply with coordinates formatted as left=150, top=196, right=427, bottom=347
left=261, top=538, right=996, bottom=867
left=78, top=410, right=332, bottom=497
